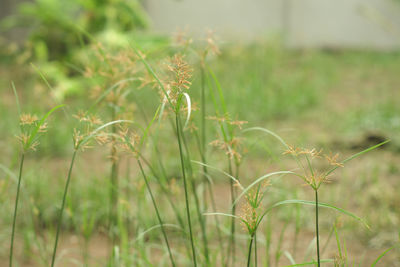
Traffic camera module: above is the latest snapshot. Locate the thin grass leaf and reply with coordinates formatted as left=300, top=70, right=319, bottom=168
left=232, top=171, right=294, bottom=207
left=242, top=127, right=288, bottom=148
left=129, top=44, right=173, bottom=107
left=284, top=251, right=296, bottom=265
left=283, top=259, right=333, bottom=267
left=140, top=104, right=161, bottom=148
left=182, top=92, right=191, bottom=129
left=207, top=67, right=228, bottom=116
left=88, top=77, right=139, bottom=111
left=192, top=161, right=244, bottom=190
left=203, top=212, right=244, bottom=223
left=371, top=245, right=398, bottom=267
left=134, top=224, right=185, bottom=242
left=259, top=200, right=369, bottom=229
left=0, top=164, right=17, bottom=183
left=79, top=120, right=133, bottom=148
left=11, top=82, right=24, bottom=134
left=11, top=82, right=21, bottom=117
left=30, top=64, right=70, bottom=119
left=26, top=105, right=65, bottom=150
left=326, top=140, right=390, bottom=176
left=206, top=66, right=233, bottom=137
left=334, top=225, right=342, bottom=258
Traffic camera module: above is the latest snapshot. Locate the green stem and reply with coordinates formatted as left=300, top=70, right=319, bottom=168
left=137, top=159, right=176, bottom=267
left=254, top=232, right=258, bottom=267
left=247, top=234, right=255, bottom=267
left=179, top=119, right=209, bottom=264
left=200, top=64, right=206, bottom=160
left=137, top=153, right=192, bottom=257
left=9, top=153, right=25, bottom=267
left=175, top=113, right=197, bottom=267
left=226, top=158, right=236, bottom=266
left=51, top=150, right=77, bottom=267
left=315, top=190, right=321, bottom=267
left=109, top=107, right=119, bottom=242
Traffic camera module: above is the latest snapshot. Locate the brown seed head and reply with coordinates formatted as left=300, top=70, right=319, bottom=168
left=20, top=114, right=38, bottom=125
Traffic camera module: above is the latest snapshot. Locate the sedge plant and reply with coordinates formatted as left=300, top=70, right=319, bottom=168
left=50, top=115, right=129, bottom=267
left=133, top=46, right=198, bottom=266
left=9, top=83, right=63, bottom=267
left=116, top=122, right=177, bottom=267
left=283, top=140, right=389, bottom=266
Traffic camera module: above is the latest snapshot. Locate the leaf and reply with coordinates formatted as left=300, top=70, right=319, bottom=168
left=242, top=127, right=288, bottom=149
left=326, top=140, right=390, bottom=176
left=282, top=259, right=333, bottom=267
left=134, top=224, right=185, bottom=242
left=284, top=251, right=296, bottom=265
left=191, top=161, right=243, bottom=190
left=259, top=200, right=369, bottom=229
left=371, top=245, right=398, bottom=267
left=89, top=77, right=139, bottom=111
left=26, top=104, right=65, bottom=150
left=203, top=212, right=244, bottom=223
left=79, top=120, right=133, bottom=149
left=130, top=44, right=173, bottom=107
left=232, top=171, right=295, bottom=207
left=0, top=164, right=17, bottom=183
left=182, top=92, right=191, bottom=129
left=11, top=82, right=21, bottom=117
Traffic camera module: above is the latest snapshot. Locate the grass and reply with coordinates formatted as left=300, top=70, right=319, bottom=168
left=0, top=40, right=399, bottom=266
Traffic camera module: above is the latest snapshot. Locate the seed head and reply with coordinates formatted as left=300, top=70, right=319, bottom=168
left=38, top=123, right=48, bottom=133
left=325, top=153, right=344, bottom=167
left=283, top=145, right=303, bottom=156
left=299, top=148, right=323, bottom=159
left=167, top=54, right=193, bottom=92
left=173, top=28, right=193, bottom=47
left=205, top=30, right=220, bottom=55
left=20, top=113, right=38, bottom=125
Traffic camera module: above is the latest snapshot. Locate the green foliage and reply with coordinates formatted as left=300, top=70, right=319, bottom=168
left=1, top=0, right=151, bottom=100
left=2, top=0, right=149, bottom=60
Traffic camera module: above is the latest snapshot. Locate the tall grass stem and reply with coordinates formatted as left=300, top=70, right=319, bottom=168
left=247, top=234, right=255, bottom=267
left=9, top=153, right=25, bottom=267
left=137, top=159, right=176, bottom=267
left=175, top=113, right=197, bottom=266
left=315, top=190, right=321, bottom=267
left=51, top=150, right=77, bottom=267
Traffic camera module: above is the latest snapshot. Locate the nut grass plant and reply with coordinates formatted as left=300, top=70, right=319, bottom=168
left=83, top=45, right=142, bottom=244
left=283, top=140, right=389, bottom=266
left=137, top=159, right=176, bottom=267
left=130, top=101, right=194, bottom=258
left=197, top=135, right=386, bottom=266
left=176, top=116, right=211, bottom=264
left=132, top=45, right=198, bottom=266
left=205, top=67, right=247, bottom=266
left=9, top=83, right=64, bottom=267
left=116, top=107, right=177, bottom=267
left=50, top=119, right=131, bottom=267
left=175, top=31, right=226, bottom=265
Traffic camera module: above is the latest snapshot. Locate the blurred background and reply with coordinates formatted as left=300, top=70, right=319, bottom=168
left=2, top=0, right=400, bottom=48
left=0, top=0, right=399, bottom=266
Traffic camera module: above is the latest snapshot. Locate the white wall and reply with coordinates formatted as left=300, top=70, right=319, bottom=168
left=145, top=0, right=400, bottom=49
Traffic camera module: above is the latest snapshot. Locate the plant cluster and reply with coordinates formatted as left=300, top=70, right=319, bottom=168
left=3, top=33, right=396, bottom=267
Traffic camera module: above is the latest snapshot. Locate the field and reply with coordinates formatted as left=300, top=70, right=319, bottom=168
left=0, top=39, right=400, bottom=266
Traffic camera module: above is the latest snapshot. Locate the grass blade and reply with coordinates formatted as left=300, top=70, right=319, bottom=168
left=282, top=259, right=334, bottom=266
left=242, top=127, right=288, bottom=148
left=26, top=104, right=65, bottom=150
left=326, top=140, right=390, bottom=176
left=371, top=245, right=398, bottom=267
left=258, top=200, right=369, bottom=229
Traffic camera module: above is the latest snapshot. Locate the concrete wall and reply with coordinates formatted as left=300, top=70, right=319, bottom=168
left=145, top=0, right=400, bottom=49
